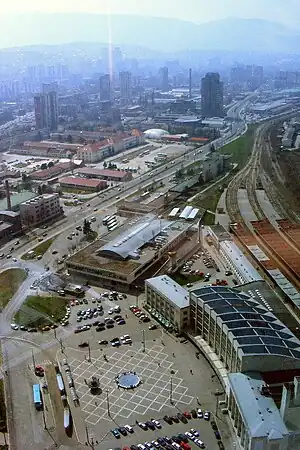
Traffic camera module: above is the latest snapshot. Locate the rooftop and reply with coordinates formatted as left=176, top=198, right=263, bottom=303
left=219, top=240, right=263, bottom=283
left=99, top=214, right=171, bottom=260
left=0, top=191, right=37, bottom=212
left=191, top=286, right=300, bottom=360
left=80, top=140, right=113, bottom=153
left=59, top=176, right=105, bottom=188
left=228, top=372, right=288, bottom=439
left=146, top=275, right=189, bottom=308
left=77, top=168, right=129, bottom=179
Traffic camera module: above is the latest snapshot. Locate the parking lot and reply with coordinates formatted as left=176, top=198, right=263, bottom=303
left=57, top=288, right=231, bottom=449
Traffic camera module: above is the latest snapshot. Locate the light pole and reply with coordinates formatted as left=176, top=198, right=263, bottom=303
left=141, top=329, right=145, bottom=353
left=170, top=377, right=173, bottom=405
left=106, top=389, right=111, bottom=418
left=87, top=342, right=91, bottom=362
left=31, top=348, right=36, bottom=369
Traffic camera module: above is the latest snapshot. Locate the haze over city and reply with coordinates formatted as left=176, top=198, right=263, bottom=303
left=1, top=2, right=300, bottom=450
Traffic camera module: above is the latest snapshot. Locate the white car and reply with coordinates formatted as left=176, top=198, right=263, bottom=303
left=12, top=257, right=17, bottom=262
left=120, top=334, right=130, bottom=341
left=185, top=432, right=195, bottom=441
left=172, top=443, right=181, bottom=450
left=137, top=445, right=146, bottom=450
left=151, top=419, right=161, bottom=428
left=124, top=424, right=133, bottom=433
left=10, top=323, right=19, bottom=330
left=190, top=429, right=199, bottom=437
left=204, top=411, right=211, bottom=421
left=197, top=408, right=203, bottom=418
left=194, top=439, right=205, bottom=448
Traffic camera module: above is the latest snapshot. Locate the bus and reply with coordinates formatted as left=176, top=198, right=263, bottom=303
left=106, top=216, right=116, bottom=226
left=107, top=220, right=117, bottom=230
left=32, top=384, right=43, bottom=411
left=102, top=215, right=111, bottom=225
left=108, top=224, right=118, bottom=232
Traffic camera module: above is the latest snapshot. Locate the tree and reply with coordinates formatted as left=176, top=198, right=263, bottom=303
left=41, top=163, right=47, bottom=170
left=103, top=161, right=107, bottom=168
left=37, top=185, right=43, bottom=195
left=83, top=219, right=92, bottom=235
left=48, top=161, right=54, bottom=168
left=66, top=134, right=73, bottom=143
left=187, top=167, right=194, bottom=176
left=175, top=169, right=184, bottom=179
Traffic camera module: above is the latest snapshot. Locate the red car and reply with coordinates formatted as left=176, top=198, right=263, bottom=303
left=181, top=443, right=191, bottom=450
left=183, top=411, right=192, bottom=419
left=123, top=447, right=131, bottom=450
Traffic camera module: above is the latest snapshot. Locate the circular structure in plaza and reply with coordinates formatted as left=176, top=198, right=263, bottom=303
left=116, top=371, right=141, bottom=390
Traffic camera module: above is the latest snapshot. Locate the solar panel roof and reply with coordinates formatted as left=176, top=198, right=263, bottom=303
left=191, top=285, right=300, bottom=359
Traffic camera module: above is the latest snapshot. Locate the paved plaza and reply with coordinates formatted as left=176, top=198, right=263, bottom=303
left=70, top=344, right=194, bottom=424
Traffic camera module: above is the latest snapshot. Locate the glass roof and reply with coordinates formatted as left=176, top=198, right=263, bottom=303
left=192, top=286, right=300, bottom=359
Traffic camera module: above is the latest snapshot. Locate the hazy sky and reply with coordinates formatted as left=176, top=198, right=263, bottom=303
left=0, top=0, right=298, bottom=27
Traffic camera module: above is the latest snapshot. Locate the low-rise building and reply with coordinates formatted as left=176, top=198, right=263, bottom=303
left=76, top=168, right=132, bottom=182
left=145, top=275, right=189, bottom=332
left=0, top=211, right=22, bottom=242
left=14, top=141, right=83, bottom=158
left=59, top=176, right=107, bottom=192
left=66, top=215, right=192, bottom=290
left=31, top=161, right=75, bottom=181
left=76, top=140, right=114, bottom=163
left=20, top=193, right=63, bottom=227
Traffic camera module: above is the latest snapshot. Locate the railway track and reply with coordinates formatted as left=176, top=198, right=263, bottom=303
left=226, top=123, right=268, bottom=223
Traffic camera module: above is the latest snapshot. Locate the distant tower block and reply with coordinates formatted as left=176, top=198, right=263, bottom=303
left=189, top=68, right=192, bottom=99
left=5, top=180, right=12, bottom=211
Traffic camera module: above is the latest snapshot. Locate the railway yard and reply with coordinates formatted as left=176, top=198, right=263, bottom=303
left=225, top=113, right=300, bottom=336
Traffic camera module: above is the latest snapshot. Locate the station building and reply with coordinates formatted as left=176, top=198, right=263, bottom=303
left=190, top=285, right=300, bottom=450
left=66, top=214, right=193, bottom=290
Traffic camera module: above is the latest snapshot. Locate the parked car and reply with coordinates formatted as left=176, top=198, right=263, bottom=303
left=111, top=428, right=120, bottom=439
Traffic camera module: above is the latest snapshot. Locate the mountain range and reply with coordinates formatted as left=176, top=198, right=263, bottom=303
left=0, top=13, right=299, bottom=53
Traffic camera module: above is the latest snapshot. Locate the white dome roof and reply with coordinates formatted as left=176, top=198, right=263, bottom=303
left=144, top=129, right=170, bottom=139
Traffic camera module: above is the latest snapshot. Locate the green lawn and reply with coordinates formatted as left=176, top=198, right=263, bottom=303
left=172, top=273, right=204, bottom=286
left=22, top=238, right=54, bottom=260
left=219, top=125, right=256, bottom=168
left=14, top=295, right=68, bottom=328
left=0, top=269, right=27, bottom=309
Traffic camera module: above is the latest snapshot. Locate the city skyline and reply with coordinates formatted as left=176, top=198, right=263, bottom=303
left=0, top=0, right=299, bottom=28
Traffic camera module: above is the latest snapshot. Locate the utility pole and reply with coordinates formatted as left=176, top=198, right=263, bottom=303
left=31, top=348, right=36, bottom=369
left=106, top=389, right=111, bottom=418
left=170, top=377, right=173, bottom=405
left=142, top=329, right=145, bottom=353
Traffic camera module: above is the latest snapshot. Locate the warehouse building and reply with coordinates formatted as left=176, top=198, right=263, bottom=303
left=59, top=176, right=107, bottom=192
left=76, top=168, right=132, bottom=182
left=145, top=275, right=189, bottom=332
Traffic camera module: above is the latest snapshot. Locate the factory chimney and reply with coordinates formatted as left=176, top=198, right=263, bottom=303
left=189, top=69, right=192, bottom=99
left=5, top=180, right=12, bottom=211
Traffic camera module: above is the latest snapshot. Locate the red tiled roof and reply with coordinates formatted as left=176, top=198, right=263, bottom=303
left=77, top=168, right=128, bottom=179
left=81, top=140, right=113, bottom=153
left=59, top=176, right=106, bottom=187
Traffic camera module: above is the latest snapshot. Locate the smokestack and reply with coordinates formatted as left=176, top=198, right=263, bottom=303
left=189, top=68, right=192, bottom=99
left=5, top=180, right=12, bottom=211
